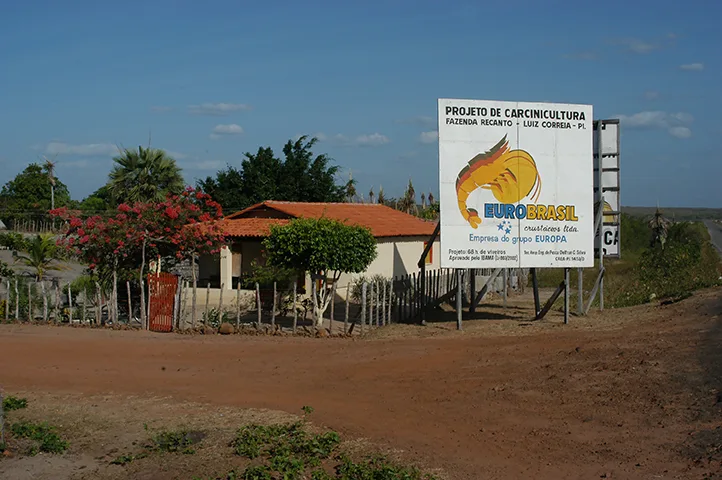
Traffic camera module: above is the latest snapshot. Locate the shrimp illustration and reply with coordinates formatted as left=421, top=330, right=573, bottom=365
left=455, top=135, right=542, bottom=228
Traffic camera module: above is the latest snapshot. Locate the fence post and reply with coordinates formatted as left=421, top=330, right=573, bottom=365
left=54, top=284, right=60, bottom=324
left=256, top=283, right=261, bottom=326
left=82, top=288, right=87, bottom=324
left=174, top=278, right=183, bottom=331
left=5, top=280, right=9, bottom=323
left=14, top=279, right=19, bottom=322
left=456, top=269, right=463, bottom=331
left=381, top=281, right=386, bottom=327
left=27, top=283, right=32, bottom=322
left=292, top=281, right=298, bottom=333
left=145, top=280, right=150, bottom=329
left=329, top=281, right=336, bottom=334
left=218, top=283, right=224, bottom=316
left=127, top=281, right=133, bottom=326
left=41, top=281, right=48, bottom=323
left=67, top=283, right=73, bottom=323
left=344, top=282, right=350, bottom=333
left=387, top=281, right=393, bottom=325
left=311, top=279, right=318, bottom=327
left=271, top=282, right=277, bottom=329
left=94, top=282, right=102, bottom=325
left=191, top=277, right=198, bottom=329
left=369, top=282, right=374, bottom=328
left=236, top=282, right=241, bottom=330
left=112, top=270, right=118, bottom=325
left=360, top=282, right=367, bottom=334
left=204, top=283, right=210, bottom=325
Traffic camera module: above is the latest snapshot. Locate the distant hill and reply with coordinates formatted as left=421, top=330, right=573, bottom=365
left=622, top=206, right=722, bottom=221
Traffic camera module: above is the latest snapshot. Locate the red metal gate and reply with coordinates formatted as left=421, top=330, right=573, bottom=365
left=148, top=272, right=179, bottom=332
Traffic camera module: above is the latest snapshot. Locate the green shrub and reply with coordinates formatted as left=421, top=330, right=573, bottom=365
left=2, top=395, right=28, bottom=411
left=10, top=420, right=68, bottom=455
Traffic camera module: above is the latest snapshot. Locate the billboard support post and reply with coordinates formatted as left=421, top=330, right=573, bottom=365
left=564, top=268, right=570, bottom=324
left=598, top=123, right=605, bottom=311
left=577, top=267, right=583, bottom=315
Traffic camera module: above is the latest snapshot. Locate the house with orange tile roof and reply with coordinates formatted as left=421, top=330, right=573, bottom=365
left=197, top=201, right=440, bottom=299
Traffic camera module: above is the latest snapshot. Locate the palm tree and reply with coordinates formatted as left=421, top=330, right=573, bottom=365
left=344, top=172, right=357, bottom=203
left=108, top=146, right=185, bottom=204
left=13, top=234, right=63, bottom=281
left=648, top=206, right=672, bottom=249
left=398, top=179, right=417, bottom=215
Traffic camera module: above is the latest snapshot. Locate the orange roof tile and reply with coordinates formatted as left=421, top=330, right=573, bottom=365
left=222, top=201, right=437, bottom=238
left=217, top=217, right=290, bottom=238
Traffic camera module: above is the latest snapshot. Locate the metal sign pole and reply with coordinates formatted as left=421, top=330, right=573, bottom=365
left=564, top=268, right=570, bottom=324
left=597, top=123, right=605, bottom=311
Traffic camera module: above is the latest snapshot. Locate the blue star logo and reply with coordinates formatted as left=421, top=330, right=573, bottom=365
left=497, top=223, right=505, bottom=231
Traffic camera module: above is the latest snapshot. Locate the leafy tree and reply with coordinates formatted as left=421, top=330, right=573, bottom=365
left=12, top=234, right=63, bottom=280
left=278, top=136, right=344, bottom=203
left=0, top=163, right=72, bottom=224
left=196, top=163, right=246, bottom=213
left=79, top=185, right=113, bottom=212
left=262, top=218, right=377, bottom=325
left=108, top=146, right=184, bottom=204
left=52, top=188, right=227, bottom=325
left=419, top=201, right=439, bottom=221
left=197, top=136, right=345, bottom=214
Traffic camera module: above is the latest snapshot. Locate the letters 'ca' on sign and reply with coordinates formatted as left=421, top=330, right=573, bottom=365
left=438, top=98, right=595, bottom=269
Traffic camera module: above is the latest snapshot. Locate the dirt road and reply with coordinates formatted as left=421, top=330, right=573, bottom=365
left=1, top=289, right=721, bottom=479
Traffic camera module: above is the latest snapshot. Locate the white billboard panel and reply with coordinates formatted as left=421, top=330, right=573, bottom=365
left=438, top=99, right=595, bottom=269
left=593, top=119, right=621, bottom=258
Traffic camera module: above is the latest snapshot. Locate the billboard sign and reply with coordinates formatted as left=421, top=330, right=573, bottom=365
left=593, top=119, right=621, bottom=258
left=438, top=99, right=595, bottom=269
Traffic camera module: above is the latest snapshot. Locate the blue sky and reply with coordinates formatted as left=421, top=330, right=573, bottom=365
left=0, top=0, right=719, bottom=208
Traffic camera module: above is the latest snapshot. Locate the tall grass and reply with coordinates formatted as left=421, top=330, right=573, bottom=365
left=537, top=214, right=722, bottom=309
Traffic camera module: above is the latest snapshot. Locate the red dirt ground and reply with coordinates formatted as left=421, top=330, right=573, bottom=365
left=1, top=287, right=721, bottom=479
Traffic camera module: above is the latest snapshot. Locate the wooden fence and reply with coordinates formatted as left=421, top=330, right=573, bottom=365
left=0, top=268, right=527, bottom=334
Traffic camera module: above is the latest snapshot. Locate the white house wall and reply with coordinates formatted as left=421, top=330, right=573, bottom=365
left=335, top=236, right=440, bottom=295
left=198, top=236, right=440, bottom=304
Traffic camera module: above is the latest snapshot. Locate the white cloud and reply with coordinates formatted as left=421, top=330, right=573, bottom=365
left=679, top=63, right=704, bottom=71
left=315, top=132, right=390, bottom=147
left=419, top=131, right=438, bottom=144
left=150, top=106, right=173, bottom=113
left=668, top=126, right=692, bottom=139
left=188, top=103, right=251, bottom=115
left=354, top=133, right=390, bottom=146
left=44, top=142, right=118, bottom=156
left=210, top=124, right=244, bottom=140
left=611, top=38, right=657, bottom=54
left=616, top=110, right=694, bottom=138
left=396, top=116, right=435, bottom=127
